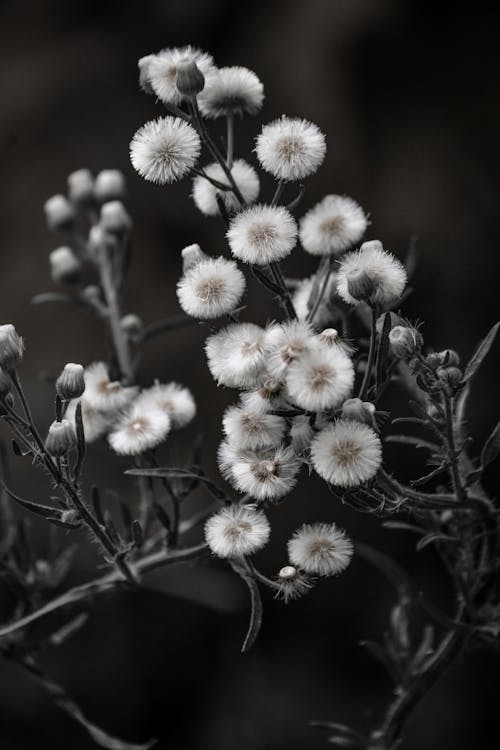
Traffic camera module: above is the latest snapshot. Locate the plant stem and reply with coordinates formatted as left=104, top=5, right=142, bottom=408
left=98, top=247, right=134, bottom=384
left=358, top=306, right=378, bottom=401
left=226, top=112, right=234, bottom=169
left=269, top=261, right=298, bottom=320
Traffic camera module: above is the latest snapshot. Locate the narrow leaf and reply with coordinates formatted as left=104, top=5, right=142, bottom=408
left=230, top=560, right=263, bottom=652
left=416, top=533, right=457, bottom=552
left=386, top=435, right=438, bottom=451
left=463, top=321, right=500, bottom=383
left=481, top=419, right=500, bottom=468
left=126, top=468, right=227, bottom=501
left=0, top=482, right=80, bottom=528
left=375, top=311, right=392, bottom=392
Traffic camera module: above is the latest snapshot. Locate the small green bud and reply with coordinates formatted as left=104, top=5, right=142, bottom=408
left=0, top=325, right=24, bottom=370
left=346, top=269, right=376, bottom=302
left=45, top=419, right=77, bottom=456
left=56, top=363, right=85, bottom=400
left=389, top=325, right=423, bottom=358
left=175, top=60, right=205, bottom=97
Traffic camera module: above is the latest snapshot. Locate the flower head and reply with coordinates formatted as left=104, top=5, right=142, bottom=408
left=310, top=419, right=382, bottom=486
left=219, top=442, right=300, bottom=501
left=292, top=274, right=338, bottom=328
left=288, top=522, right=353, bottom=576
left=0, top=324, right=24, bottom=370
left=177, top=257, right=245, bottom=319
left=65, top=398, right=113, bottom=443
left=275, top=565, right=314, bottom=603
left=56, top=363, right=85, bottom=400
left=45, top=419, right=77, bottom=457
left=108, top=401, right=171, bottom=456
left=135, top=382, right=196, bottom=429
left=265, top=320, right=316, bottom=378
left=205, top=504, right=270, bottom=558
left=205, top=322, right=268, bottom=388
left=50, top=247, right=82, bottom=286
left=130, top=117, right=201, bottom=184
left=285, top=346, right=354, bottom=412
left=198, top=66, right=264, bottom=118
left=255, top=117, right=326, bottom=181
left=82, top=362, right=138, bottom=413
left=223, top=405, right=286, bottom=450
left=192, top=160, right=260, bottom=216
left=299, top=195, right=368, bottom=256
left=146, top=46, right=216, bottom=105
left=336, top=240, right=407, bottom=308
left=227, top=204, right=297, bottom=265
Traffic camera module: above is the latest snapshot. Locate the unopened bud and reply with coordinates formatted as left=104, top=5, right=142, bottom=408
left=346, top=269, right=376, bottom=302
left=317, top=328, right=340, bottom=346
left=175, top=60, right=205, bottom=97
left=82, top=285, right=102, bottom=304
left=94, top=170, right=126, bottom=203
left=49, top=247, right=82, bottom=286
left=181, top=243, right=209, bottom=272
left=67, top=169, right=95, bottom=207
left=44, top=195, right=76, bottom=232
left=121, top=314, right=143, bottom=336
left=100, top=201, right=132, bottom=234
left=138, top=55, right=155, bottom=94
left=56, top=363, right=85, bottom=400
left=389, top=325, right=423, bottom=358
left=341, top=397, right=376, bottom=425
left=376, top=312, right=406, bottom=335
left=279, top=565, right=297, bottom=581
left=0, top=325, right=24, bottom=370
left=88, top=224, right=116, bottom=259
left=45, top=419, right=77, bottom=456
left=437, top=366, right=462, bottom=389
left=439, top=349, right=460, bottom=367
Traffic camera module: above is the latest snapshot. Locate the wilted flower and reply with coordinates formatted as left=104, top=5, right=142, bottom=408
left=227, top=204, right=297, bottom=265
left=336, top=240, right=407, bottom=308
left=288, top=522, right=353, bottom=576
left=310, top=419, right=382, bottom=487
left=56, top=363, right=85, bottom=400
left=219, top=441, right=301, bottom=501
left=146, top=46, right=216, bottom=106
left=108, top=401, right=170, bottom=456
left=192, top=160, right=260, bottom=216
left=285, top=346, right=354, bottom=412
left=177, top=257, right=245, bottom=319
left=45, top=419, right=77, bottom=457
left=255, top=116, right=326, bottom=181
left=275, top=565, right=314, bottom=602
left=204, top=504, right=271, bottom=558
left=130, top=117, right=201, bottom=184
left=205, top=322, right=268, bottom=388
left=299, top=195, right=368, bottom=256
left=198, top=66, right=264, bottom=118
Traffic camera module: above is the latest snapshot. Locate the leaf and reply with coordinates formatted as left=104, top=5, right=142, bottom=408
left=385, top=435, right=438, bottom=451
left=132, top=520, right=143, bottom=548
left=31, top=292, right=76, bottom=305
left=405, top=234, right=419, bottom=278
left=462, top=321, right=500, bottom=384
left=126, top=468, right=228, bottom=501
left=230, top=560, right=263, bottom=652
left=383, top=521, right=425, bottom=534
left=0, top=482, right=80, bottom=529
left=11, top=439, right=33, bottom=457
left=481, top=419, right=500, bottom=468
left=416, top=533, right=458, bottom=552
left=376, top=311, right=392, bottom=391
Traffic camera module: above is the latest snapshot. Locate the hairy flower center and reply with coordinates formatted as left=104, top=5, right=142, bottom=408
left=248, top=222, right=278, bottom=245
left=129, top=418, right=147, bottom=432
left=309, top=365, right=333, bottom=389
left=276, top=135, right=304, bottom=160
left=224, top=520, right=252, bottom=540
left=308, top=539, right=334, bottom=557
left=251, top=459, right=279, bottom=481
left=281, top=341, right=306, bottom=364
left=332, top=439, right=361, bottom=467
left=241, top=414, right=265, bottom=433
left=100, top=379, right=121, bottom=394
left=319, top=216, right=345, bottom=235
left=196, top=277, right=224, bottom=302
left=241, top=339, right=261, bottom=355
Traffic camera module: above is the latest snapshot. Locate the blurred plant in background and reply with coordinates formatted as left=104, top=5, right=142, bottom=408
left=0, top=45, right=499, bottom=750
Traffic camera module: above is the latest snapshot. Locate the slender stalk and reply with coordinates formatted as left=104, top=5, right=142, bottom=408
left=442, top=389, right=467, bottom=504
left=271, top=178, right=285, bottom=206
left=226, top=112, right=234, bottom=170
left=269, top=261, right=298, bottom=320
left=358, top=306, right=378, bottom=401
left=307, top=256, right=333, bottom=324
left=98, top=248, right=134, bottom=384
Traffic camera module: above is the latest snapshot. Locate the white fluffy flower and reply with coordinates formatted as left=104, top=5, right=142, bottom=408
left=265, top=320, right=316, bottom=378
left=146, top=46, right=216, bottom=105
left=239, top=378, right=285, bottom=414
left=223, top=405, right=286, bottom=450
left=227, top=204, right=297, bottom=265
left=205, top=504, right=270, bottom=558
left=310, top=419, right=382, bottom=486
left=299, top=195, right=368, bottom=256
left=219, top=442, right=300, bottom=501
left=290, top=415, right=315, bottom=460
left=134, top=382, right=196, bottom=429
left=82, top=362, right=138, bottom=413
left=205, top=322, right=268, bottom=388
left=285, top=346, right=354, bottom=412
left=288, top=523, right=353, bottom=576
left=130, top=117, right=201, bottom=184
left=292, top=274, right=338, bottom=328
left=108, top=401, right=171, bottom=456
left=275, top=566, right=314, bottom=603
left=198, top=66, right=264, bottom=118
left=65, top=398, right=114, bottom=443
left=336, top=240, right=407, bottom=308
left=255, top=117, right=326, bottom=181
left=192, top=160, right=259, bottom=216
left=177, top=257, right=245, bottom=319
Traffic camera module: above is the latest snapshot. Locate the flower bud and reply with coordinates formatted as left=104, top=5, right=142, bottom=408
left=346, top=269, right=376, bottom=303
left=439, top=349, right=460, bottom=367
left=181, top=243, right=209, bottom=272
left=389, top=325, right=423, bottom=358
left=279, top=565, right=298, bottom=581
left=67, top=168, right=95, bottom=207
left=82, top=285, right=102, bottom=305
left=376, top=312, right=406, bottom=335
left=317, top=328, right=340, bottom=346
left=341, top=397, right=376, bottom=425
left=45, top=419, right=77, bottom=456
left=94, top=170, right=126, bottom=203
left=100, top=201, right=132, bottom=234
left=44, top=195, right=76, bottom=232
left=121, top=314, right=143, bottom=336
left=56, top=363, right=85, bottom=400
left=138, top=55, right=155, bottom=93
left=0, top=325, right=24, bottom=370
left=175, top=60, right=205, bottom=97
left=49, top=247, right=82, bottom=286
left=437, top=366, right=462, bottom=389
left=88, top=224, right=116, bottom=259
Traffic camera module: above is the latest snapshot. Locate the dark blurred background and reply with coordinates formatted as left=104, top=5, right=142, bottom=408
left=0, top=0, right=499, bottom=748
